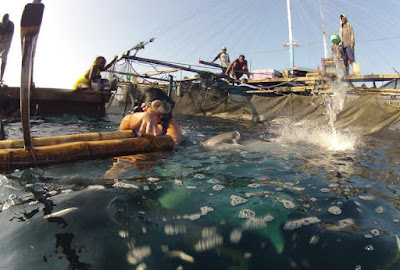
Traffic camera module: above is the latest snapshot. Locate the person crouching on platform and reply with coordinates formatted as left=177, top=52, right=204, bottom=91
left=330, top=34, right=346, bottom=76
left=74, top=55, right=117, bottom=90
left=225, top=54, right=251, bottom=82
left=120, top=88, right=182, bottom=146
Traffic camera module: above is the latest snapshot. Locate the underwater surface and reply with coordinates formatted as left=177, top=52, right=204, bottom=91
left=0, top=113, right=400, bottom=270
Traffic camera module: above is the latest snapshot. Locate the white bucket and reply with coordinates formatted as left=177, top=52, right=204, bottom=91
left=353, top=62, right=360, bottom=74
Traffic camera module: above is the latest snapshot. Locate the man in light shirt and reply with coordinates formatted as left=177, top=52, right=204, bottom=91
left=212, top=46, right=230, bottom=72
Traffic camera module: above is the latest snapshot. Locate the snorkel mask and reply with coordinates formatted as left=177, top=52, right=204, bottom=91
left=146, top=99, right=174, bottom=116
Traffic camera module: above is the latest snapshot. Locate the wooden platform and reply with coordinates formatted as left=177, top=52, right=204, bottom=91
left=245, top=72, right=400, bottom=96
left=0, top=86, right=113, bottom=118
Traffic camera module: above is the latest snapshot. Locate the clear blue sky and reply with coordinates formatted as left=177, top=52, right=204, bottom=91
left=2, top=0, right=400, bottom=88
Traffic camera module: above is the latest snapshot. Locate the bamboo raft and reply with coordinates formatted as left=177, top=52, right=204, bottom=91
left=0, top=130, right=175, bottom=170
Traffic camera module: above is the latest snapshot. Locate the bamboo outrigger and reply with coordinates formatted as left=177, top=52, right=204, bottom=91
left=0, top=132, right=174, bottom=170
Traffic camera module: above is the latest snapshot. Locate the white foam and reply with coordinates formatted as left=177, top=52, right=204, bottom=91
left=284, top=217, right=321, bottom=230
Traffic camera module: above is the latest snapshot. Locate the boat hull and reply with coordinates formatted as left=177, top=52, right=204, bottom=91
left=0, top=86, right=112, bottom=118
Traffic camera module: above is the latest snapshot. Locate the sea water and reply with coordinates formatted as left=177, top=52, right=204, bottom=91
left=0, top=110, right=400, bottom=270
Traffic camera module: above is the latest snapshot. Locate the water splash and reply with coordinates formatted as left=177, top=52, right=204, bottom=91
left=274, top=124, right=358, bottom=152
left=273, top=76, right=359, bottom=152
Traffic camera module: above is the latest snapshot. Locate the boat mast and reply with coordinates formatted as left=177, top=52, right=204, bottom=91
left=319, top=2, right=328, bottom=58
left=286, top=0, right=295, bottom=70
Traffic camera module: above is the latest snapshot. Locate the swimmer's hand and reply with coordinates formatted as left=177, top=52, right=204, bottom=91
left=131, top=113, right=162, bottom=137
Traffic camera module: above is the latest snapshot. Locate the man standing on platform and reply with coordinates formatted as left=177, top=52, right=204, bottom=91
left=339, top=14, right=355, bottom=75
left=0, top=14, right=14, bottom=84
left=212, top=46, right=230, bottom=72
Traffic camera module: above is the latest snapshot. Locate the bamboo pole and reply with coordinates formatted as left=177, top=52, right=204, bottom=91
left=0, top=130, right=134, bottom=149
left=0, top=135, right=174, bottom=170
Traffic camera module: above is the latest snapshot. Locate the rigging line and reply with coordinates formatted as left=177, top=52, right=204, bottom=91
left=176, top=0, right=267, bottom=62
left=358, top=35, right=400, bottom=43
left=245, top=48, right=288, bottom=55
left=338, top=0, right=400, bottom=25
left=291, top=0, right=322, bottom=41
left=363, top=41, right=398, bottom=73
left=161, top=1, right=246, bottom=61
left=232, top=0, right=267, bottom=51
left=241, top=0, right=282, bottom=53
left=321, top=1, right=398, bottom=49
left=147, top=0, right=228, bottom=39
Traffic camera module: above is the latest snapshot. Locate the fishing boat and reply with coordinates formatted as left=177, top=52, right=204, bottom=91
left=0, top=85, right=113, bottom=118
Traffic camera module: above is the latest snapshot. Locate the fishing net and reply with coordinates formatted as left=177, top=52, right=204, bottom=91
left=106, top=83, right=400, bottom=135
left=171, top=86, right=400, bottom=135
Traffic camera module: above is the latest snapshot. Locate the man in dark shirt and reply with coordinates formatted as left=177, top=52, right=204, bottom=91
left=0, top=14, right=14, bottom=83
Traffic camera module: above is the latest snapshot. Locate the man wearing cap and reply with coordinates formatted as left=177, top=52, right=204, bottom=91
left=212, top=46, right=230, bottom=72
left=339, top=14, right=355, bottom=75
left=0, top=14, right=14, bottom=84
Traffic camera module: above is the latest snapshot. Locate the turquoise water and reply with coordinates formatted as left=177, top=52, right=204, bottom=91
left=1, top=114, right=400, bottom=270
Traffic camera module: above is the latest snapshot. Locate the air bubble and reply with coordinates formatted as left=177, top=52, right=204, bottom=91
left=207, top=179, right=221, bottom=184
left=243, top=215, right=274, bottom=230
left=230, top=195, right=248, bottom=206
left=247, top=183, right=260, bottom=188
left=309, top=235, right=320, bottom=245
left=328, top=206, right=342, bottom=215
left=277, top=198, right=296, bottom=209
left=200, top=206, right=214, bottom=215
left=370, top=229, right=379, bottom=237
left=284, top=217, right=321, bottom=230
left=365, top=245, right=374, bottom=251
left=230, top=229, right=242, bottom=243
left=375, top=206, right=384, bottom=214
left=174, top=180, right=184, bottom=186
left=212, top=185, right=224, bottom=191
left=358, top=195, right=375, bottom=201
left=0, top=174, right=9, bottom=186
left=238, top=209, right=255, bottom=219
left=147, top=177, right=160, bottom=182
left=126, top=246, right=151, bottom=265
left=164, top=224, right=187, bottom=235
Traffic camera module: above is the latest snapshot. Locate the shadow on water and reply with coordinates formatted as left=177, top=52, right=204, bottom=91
left=0, top=115, right=400, bottom=269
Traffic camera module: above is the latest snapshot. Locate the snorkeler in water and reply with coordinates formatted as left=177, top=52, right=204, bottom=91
left=119, top=87, right=182, bottom=146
